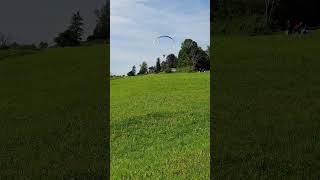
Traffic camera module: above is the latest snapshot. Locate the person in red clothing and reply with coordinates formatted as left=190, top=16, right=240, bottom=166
left=293, top=21, right=303, bottom=34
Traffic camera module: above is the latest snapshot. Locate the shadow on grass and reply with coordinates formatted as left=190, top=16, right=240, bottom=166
left=113, top=112, right=182, bottom=131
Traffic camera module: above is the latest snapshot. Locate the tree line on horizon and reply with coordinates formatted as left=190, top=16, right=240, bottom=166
left=54, top=3, right=109, bottom=47
left=126, top=39, right=210, bottom=77
left=213, top=0, right=320, bottom=35
left=0, top=32, right=46, bottom=50
left=0, top=3, right=109, bottom=50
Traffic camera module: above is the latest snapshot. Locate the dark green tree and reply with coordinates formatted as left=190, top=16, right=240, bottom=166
left=193, top=47, right=210, bottom=71
left=69, top=11, right=84, bottom=43
left=148, top=66, right=155, bottom=73
left=54, top=30, right=73, bottom=47
left=160, top=61, right=168, bottom=72
left=88, top=2, right=109, bottom=42
left=138, top=61, right=148, bottom=75
left=177, top=39, right=210, bottom=71
left=127, top=65, right=136, bottom=76
left=155, top=58, right=161, bottom=73
left=166, top=54, right=178, bottom=68
left=54, top=11, right=84, bottom=47
left=38, top=41, right=48, bottom=49
left=177, top=39, right=198, bottom=67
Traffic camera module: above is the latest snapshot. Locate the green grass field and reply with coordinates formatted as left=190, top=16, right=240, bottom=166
left=111, top=73, right=210, bottom=179
left=0, top=48, right=38, bottom=61
left=4, top=30, right=320, bottom=178
left=0, top=45, right=108, bottom=179
left=213, top=31, right=320, bottom=179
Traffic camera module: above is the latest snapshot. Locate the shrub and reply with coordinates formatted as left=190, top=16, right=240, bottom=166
left=164, top=68, right=172, bottom=73
left=176, top=66, right=193, bottom=73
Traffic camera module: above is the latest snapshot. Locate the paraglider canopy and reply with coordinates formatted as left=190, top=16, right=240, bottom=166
left=153, top=35, right=176, bottom=59
left=157, top=35, right=174, bottom=41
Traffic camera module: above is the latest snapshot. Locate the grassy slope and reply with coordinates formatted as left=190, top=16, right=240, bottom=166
left=111, top=73, right=210, bottom=179
left=0, top=49, right=38, bottom=61
left=213, top=31, right=320, bottom=179
left=0, top=45, right=108, bottom=179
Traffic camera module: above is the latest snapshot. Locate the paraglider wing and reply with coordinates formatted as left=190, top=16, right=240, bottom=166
left=154, top=35, right=175, bottom=45
left=157, top=35, right=174, bottom=41
left=154, top=35, right=175, bottom=47
left=153, top=35, right=176, bottom=59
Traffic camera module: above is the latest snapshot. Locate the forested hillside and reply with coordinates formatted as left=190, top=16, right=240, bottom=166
left=212, top=0, right=320, bottom=35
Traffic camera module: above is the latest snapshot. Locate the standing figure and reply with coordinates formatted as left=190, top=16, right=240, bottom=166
left=286, top=20, right=291, bottom=35
left=302, top=24, right=309, bottom=35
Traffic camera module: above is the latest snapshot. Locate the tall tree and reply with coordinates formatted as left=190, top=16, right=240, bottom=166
left=178, top=39, right=198, bottom=67
left=161, top=61, right=168, bottom=72
left=54, top=11, right=84, bottom=47
left=264, top=0, right=279, bottom=26
left=177, top=39, right=210, bottom=71
left=138, top=61, right=148, bottom=75
left=193, top=47, right=210, bottom=71
left=166, top=54, right=178, bottom=68
left=127, top=65, right=136, bottom=76
left=69, top=11, right=84, bottom=44
left=0, top=32, right=10, bottom=48
left=156, top=58, right=161, bottom=73
left=54, top=30, right=73, bottom=47
left=89, top=2, right=109, bottom=42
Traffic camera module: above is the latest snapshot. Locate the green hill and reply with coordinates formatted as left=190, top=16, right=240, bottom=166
left=213, top=31, right=320, bottom=178
left=111, top=73, right=210, bottom=179
left=0, top=48, right=38, bottom=61
left=0, top=45, right=108, bottom=179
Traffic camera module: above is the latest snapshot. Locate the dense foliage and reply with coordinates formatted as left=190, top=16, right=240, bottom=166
left=178, top=39, right=210, bottom=71
left=138, top=61, right=148, bottom=75
left=87, top=2, right=109, bottom=42
left=213, top=0, right=320, bottom=35
left=156, top=58, right=161, bottom=73
left=128, top=39, right=210, bottom=75
left=127, top=65, right=136, bottom=76
left=54, top=11, right=84, bottom=47
left=38, top=41, right=48, bottom=49
left=166, top=54, right=178, bottom=68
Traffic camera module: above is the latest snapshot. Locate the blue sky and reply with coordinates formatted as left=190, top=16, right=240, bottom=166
left=111, top=0, right=210, bottom=75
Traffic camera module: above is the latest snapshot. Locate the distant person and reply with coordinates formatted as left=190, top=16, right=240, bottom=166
left=294, top=21, right=303, bottom=34
left=302, top=24, right=309, bottom=35
left=286, top=20, right=292, bottom=35
left=298, top=22, right=303, bottom=34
